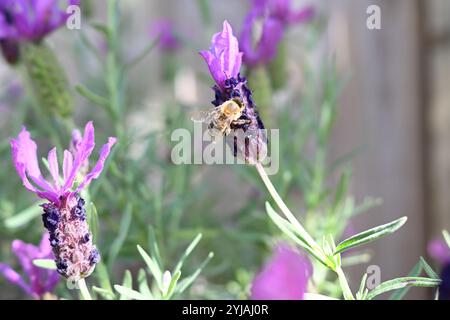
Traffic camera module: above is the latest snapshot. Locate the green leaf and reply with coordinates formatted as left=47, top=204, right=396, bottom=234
left=419, top=257, right=439, bottom=279
left=367, top=277, right=441, bottom=300
left=108, top=204, right=132, bottom=269
left=4, top=202, right=43, bottom=229
left=32, top=259, right=56, bottom=270
left=389, top=262, right=422, bottom=300
left=442, top=230, right=450, bottom=248
left=119, top=270, right=133, bottom=300
left=147, top=226, right=163, bottom=271
left=164, top=270, right=181, bottom=300
left=356, top=273, right=368, bottom=300
left=88, top=203, right=99, bottom=244
left=75, top=85, right=109, bottom=109
left=95, top=261, right=114, bottom=297
left=334, top=217, right=407, bottom=255
left=175, top=252, right=213, bottom=295
left=266, top=202, right=330, bottom=268
left=137, top=245, right=163, bottom=291
left=137, top=269, right=153, bottom=299
left=173, top=233, right=202, bottom=275
left=92, top=286, right=116, bottom=300
left=114, top=285, right=147, bottom=300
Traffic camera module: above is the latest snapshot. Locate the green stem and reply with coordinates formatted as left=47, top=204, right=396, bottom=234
left=336, top=267, right=354, bottom=300
left=78, top=278, right=92, bottom=300
left=255, top=163, right=321, bottom=253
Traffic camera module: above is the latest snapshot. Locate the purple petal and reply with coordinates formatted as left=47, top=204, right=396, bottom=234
left=251, top=244, right=312, bottom=300
left=428, top=239, right=450, bottom=265
left=12, top=240, right=38, bottom=277
left=240, top=12, right=284, bottom=67
left=63, top=121, right=96, bottom=191
left=287, top=6, right=315, bottom=25
left=10, top=127, right=57, bottom=201
left=47, top=148, right=60, bottom=189
left=200, top=20, right=242, bottom=89
left=0, top=263, right=33, bottom=297
left=77, top=137, right=117, bottom=191
left=62, top=150, right=73, bottom=182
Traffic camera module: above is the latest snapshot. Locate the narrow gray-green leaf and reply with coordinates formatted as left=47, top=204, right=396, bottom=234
left=173, top=233, right=202, bottom=275
left=33, top=259, right=56, bottom=270
left=443, top=230, right=450, bottom=248
left=164, top=270, right=181, bottom=300
left=176, top=252, right=213, bottom=295
left=137, top=269, right=153, bottom=299
left=266, top=202, right=329, bottom=268
left=92, top=286, right=116, bottom=300
left=335, top=217, right=407, bottom=255
left=119, top=270, right=133, bottom=300
left=389, top=262, right=422, bottom=300
left=4, top=203, right=43, bottom=229
left=137, top=245, right=163, bottom=291
left=419, top=257, right=439, bottom=279
left=108, top=204, right=132, bottom=270
left=367, top=277, right=441, bottom=300
left=114, top=285, right=147, bottom=300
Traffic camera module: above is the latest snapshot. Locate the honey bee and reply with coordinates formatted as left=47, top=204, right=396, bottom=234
left=191, top=98, right=252, bottom=141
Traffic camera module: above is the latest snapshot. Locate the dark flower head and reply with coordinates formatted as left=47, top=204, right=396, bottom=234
left=439, top=263, right=450, bottom=300
left=11, top=121, right=116, bottom=281
left=0, top=0, right=80, bottom=43
left=0, top=233, right=59, bottom=299
left=251, top=244, right=312, bottom=300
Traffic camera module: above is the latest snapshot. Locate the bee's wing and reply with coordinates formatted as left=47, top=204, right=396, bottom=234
left=190, top=108, right=220, bottom=123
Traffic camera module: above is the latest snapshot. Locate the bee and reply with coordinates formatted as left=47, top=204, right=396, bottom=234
left=191, top=98, right=252, bottom=141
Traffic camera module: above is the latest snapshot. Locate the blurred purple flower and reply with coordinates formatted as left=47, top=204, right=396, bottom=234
left=428, top=239, right=450, bottom=265
left=240, top=0, right=314, bottom=67
left=149, top=18, right=181, bottom=53
left=10, top=122, right=116, bottom=280
left=252, top=0, right=315, bottom=26
left=0, top=233, right=59, bottom=299
left=200, top=20, right=243, bottom=90
left=251, top=244, right=312, bottom=300
left=0, top=0, right=80, bottom=42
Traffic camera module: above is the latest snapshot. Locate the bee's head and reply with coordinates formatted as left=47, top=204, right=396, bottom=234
left=221, top=98, right=244, bottom=116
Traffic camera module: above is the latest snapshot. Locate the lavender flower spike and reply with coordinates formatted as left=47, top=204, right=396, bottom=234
left=200, top=20, right=243, bottom=90
left=11, top=122, right=117, bottom=281
left=0, top=232, right=59, bottom=299
left=251, top=244, right=312, bottom=300
left=200, top=21, right=268, bottom=164
left=0, top=0, right=80, bottom=43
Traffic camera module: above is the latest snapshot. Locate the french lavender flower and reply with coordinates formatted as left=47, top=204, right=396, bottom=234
left=240, top=0, right=314, bottom=67
left=0, top=233, right=59, bottom=299
left=150, top=18, right=181, bottom=53
left=428, top=239, right=450, bottom=266
left=10, top=122, right=117, bottom=281
left=199, top=21, right=267, bottom=164
left=250, top=244, right=312, bottom=300
left=0, top=0, right=78, bottom=117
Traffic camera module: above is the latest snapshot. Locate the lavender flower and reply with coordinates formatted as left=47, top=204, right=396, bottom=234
left=0, top=233, right=59, bottom=299
left=150, top=18, right=181, bottom=53
left=10, top=122, right=116, bottom=281
left=428, top=239, right=450, bottom=266
left=252, top=0, right=315, bottom=26
left=251, top=244, right=312, bottom=300
left=439, top=263, right=450, bottom=300
left=240, top=0, right=314, bottom=67
left=200, top=21, right=267, bottom=164
left=0, top=0, right=79, bottom=43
